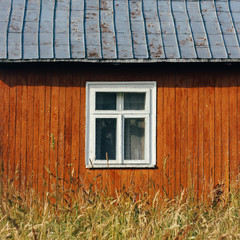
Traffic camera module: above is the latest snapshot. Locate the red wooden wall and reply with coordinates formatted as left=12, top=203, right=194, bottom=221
left=0, top=64, right=239, bottom=200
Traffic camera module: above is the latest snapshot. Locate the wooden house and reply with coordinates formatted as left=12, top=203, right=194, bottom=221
left=0, top=0, right=240, bottom=199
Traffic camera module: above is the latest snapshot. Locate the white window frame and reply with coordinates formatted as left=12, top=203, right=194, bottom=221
left=86, top=81, right=156, bottom=168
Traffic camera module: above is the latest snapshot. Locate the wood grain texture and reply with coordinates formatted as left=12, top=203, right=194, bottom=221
left=209, top=74, right=215, bottom=193
left=20, top=73, right=27, bottom=196
left=15, top=75, right=22, bottom=191
left=71, top=74, right=80, bottom=193
left=0, top=65, right=239, bottom=200
left=33, top=74, right=40, bottom=194
left=198, top=78, right=204, bottom=200
left=0, top=71, right=5, bottom=195
left=221, top=78, right=230, bottom=194
left=187, top=74, right=194, bottom=191
left=188, top=74, right=199, bottom=198
left=191, top=74, right=199, bottom=199
left=229, top=73, right=238, bottom=186
left=214, top=78, right=222, bottom=186
left=38, top=76, right=46, bottom=198
left=58, top=74, right=66, bottom=195
left=26, top=73, right=34, bottom=190
left=238, top=74, right=240, bottom=180
left=175, top=74, right=181, bottom=197
left=44, top=74, right=51, bottom=196
left=9, top=73, right=17, bottom=187
left=2, top=72, right=10, bottom=192
left=50, top=73, right=59, bottom=196
left=64, top=73, right=72, bottom=195
left=163, top=75, right=170, bottom=197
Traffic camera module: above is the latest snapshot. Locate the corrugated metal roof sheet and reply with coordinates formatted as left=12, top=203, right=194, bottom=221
left=1, top=0, right=240, bottom=62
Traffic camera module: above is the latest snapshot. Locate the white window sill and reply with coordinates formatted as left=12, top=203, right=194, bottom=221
left=86, top=164, right=156, bottom=169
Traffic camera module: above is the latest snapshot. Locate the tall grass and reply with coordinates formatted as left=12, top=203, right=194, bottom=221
left=1, top=180, right=240, bottom=240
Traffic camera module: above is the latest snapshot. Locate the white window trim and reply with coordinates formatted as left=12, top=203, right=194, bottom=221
left=86, top=81, right=156, bottom=168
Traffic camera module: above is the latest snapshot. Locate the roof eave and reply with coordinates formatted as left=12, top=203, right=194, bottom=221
left=1, top=58, right=240, bottom=64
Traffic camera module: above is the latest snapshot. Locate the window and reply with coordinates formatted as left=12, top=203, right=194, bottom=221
left=86, top=82, right=156, bottom=168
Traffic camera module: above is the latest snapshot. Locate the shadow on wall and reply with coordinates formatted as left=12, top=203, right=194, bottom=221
left=0, top=62, right=239, bottom=88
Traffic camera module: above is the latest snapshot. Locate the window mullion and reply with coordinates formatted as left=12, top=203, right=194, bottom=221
left=117, top=93, right=124, bottom=164
left=120, top=114, right=123, bottom=164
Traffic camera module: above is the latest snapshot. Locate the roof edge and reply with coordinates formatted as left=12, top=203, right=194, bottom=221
left=1, top=58, right=240, bottom=64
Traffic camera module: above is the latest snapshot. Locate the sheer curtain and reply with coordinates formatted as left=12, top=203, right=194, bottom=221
left=124, top=93, right=145, bottom=110
left=124, top=118, right=145, bottom=160
left=96, top=118, right=116, bottom=160
left=96, top=92, right=116, bottom=110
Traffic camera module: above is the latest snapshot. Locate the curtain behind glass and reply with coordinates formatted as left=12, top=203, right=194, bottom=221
left=124, top=118, right=145, bottom=160
left=124, top=93, right=145, bottom=110
left=96, top=118, right=116, bottom=160
left=96, top=92, right=116, bottom=110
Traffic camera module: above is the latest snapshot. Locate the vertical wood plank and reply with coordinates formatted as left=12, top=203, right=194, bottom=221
left=44, top=75, right=51, bottom=196
left=221, top=77, right=230, bottom=194
left=58, top=74, right=66, bottom=196
left=203, top=73, right=215, bottom=197
left=38, top=75, right=46, bottom=198
left=33, top=74, right=40, bottom=194
left=180, top=73, right=188, bottom=192
left=157, top=77, right=164, bottom=199
left=198, top=78, right=204, bottom=200
left=15, top=75, right=22, bottom=191
left=20, top=73, right=27, bottom=196
left=163, top=74, right=176, bottom=198
left=188, top=74, right=194, bottom=191
left=187, top=72, right=199, bottom=198
left=50, top=72, right=59, bottom=196
left=203, top=75, right=210, bottom=200
left=72, top=74, right=81, bottom=193
left=175, top=74, right=181, bottom=196
left=64, top=73, right=72, bottom=195
left=192, top=74, right=199, bottom=198
left=238, top=73, right=240, bottom=179
left=109, top=168, right=116, bottom=196
left=26, top=73, right=34, bottom=191
left=2, top=73, right=10, bottom=193
left=0, top=72, right=5, bottom=196
left=163, top=75, right=169, bottom=197
left=168, top=75, right=176, bottom=198
left=214, top=77, right=222, bottom=186
left=229, top=73, right=237, bottom=186
left=209, top=75, right=215, bottom=194
left=114, top=168, right=121, bottom=195
left=9, top=73, right=17, bottom=188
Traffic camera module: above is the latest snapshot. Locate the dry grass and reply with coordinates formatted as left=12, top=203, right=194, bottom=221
left=0, top=180, right=240, bottom=240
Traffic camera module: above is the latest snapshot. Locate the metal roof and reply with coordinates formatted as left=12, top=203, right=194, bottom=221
left=1, top=0, right=240, bottom=62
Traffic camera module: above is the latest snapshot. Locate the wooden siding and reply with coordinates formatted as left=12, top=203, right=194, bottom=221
left=0, top=64, right=240, bottom=200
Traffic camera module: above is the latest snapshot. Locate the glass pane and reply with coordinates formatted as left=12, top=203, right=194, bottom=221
left=96, top=92, right=116, bottom=110
left=124, top=93, right=145, bottom=110
left=96, top=118, right=116, bottom=160
left=124, top=118, right=145, bottom=160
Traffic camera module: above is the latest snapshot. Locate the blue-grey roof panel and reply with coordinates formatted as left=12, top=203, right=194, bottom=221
left=1, top=0, right=240, bottom=62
